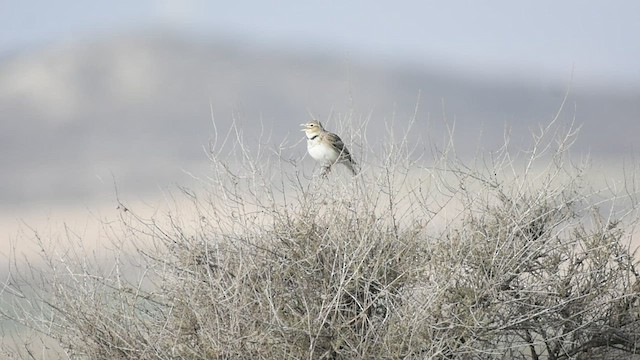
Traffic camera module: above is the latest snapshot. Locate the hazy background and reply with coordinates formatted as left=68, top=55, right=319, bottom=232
left=1, top=1, right=639, bottom=270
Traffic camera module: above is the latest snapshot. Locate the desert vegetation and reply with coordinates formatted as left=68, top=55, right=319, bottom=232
left=2, top=112, right=640, bottom=359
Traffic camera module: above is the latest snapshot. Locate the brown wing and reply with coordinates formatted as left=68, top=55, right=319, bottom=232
left=326, top=132, right=353, bottom=161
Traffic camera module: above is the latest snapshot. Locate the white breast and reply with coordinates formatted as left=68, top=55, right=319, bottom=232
left=307, top=140, right=338, bottom=165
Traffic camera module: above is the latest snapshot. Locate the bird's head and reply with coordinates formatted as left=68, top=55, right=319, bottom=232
left=300, top=120, right=324, bottom=137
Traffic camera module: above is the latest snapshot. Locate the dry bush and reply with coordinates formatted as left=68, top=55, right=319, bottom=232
left=2, top=113, right=640, bottom=359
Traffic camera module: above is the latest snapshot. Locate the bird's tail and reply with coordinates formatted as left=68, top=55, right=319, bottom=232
left=344, top=160, right=358, bottom=175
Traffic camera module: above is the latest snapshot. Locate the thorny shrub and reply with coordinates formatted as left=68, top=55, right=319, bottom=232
left=2, top=115, right=640, bottom=359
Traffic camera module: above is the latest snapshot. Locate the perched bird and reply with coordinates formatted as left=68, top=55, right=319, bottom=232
left=301, top=120, right=358, bottom=176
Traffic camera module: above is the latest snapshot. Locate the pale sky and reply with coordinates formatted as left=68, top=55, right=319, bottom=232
left=1, top=0, right=639, bottom=88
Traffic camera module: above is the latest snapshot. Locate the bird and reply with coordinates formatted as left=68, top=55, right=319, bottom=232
left=301, top=120, right=358, bottom=176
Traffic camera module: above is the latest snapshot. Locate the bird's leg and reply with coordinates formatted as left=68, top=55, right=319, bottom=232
left=320, top=166, right=331, bottom=177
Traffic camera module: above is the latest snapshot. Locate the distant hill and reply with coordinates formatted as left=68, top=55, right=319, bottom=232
left=1, top=31, right=638, bottom=208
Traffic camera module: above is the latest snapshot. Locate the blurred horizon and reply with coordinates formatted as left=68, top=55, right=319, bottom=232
left=0, top=27, right=638, bottom=209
